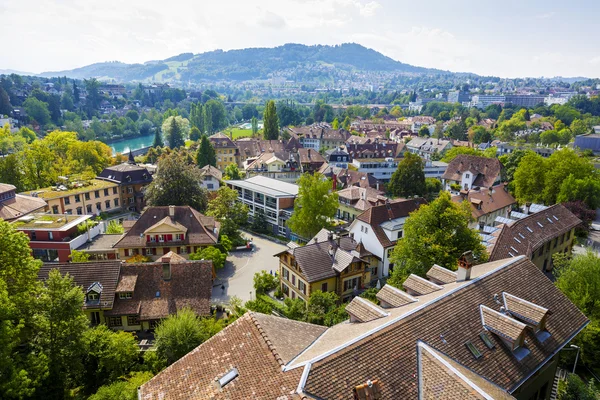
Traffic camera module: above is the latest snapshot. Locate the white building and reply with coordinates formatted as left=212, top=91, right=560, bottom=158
left=199, top=165, right=222, bottom=192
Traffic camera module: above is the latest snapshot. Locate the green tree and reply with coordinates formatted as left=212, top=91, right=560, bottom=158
left=263, top=100, right=279, bottom=140
left=557, top=175, right=600, bottom=210
left=23, top=97, right=51, bottom=126
left=555, top=251, right=600, bottom=321
left=425, top=177, right=443, bottom=201
left=196, top=135, right=216, bottom=168
left=105, top=219, right=125, bottom=234
left=499, top=149, right=526, bottom=183
left=283, top=298, right=307, bottom=320
left=543, top=149, right=595, bottom=206
left=153, top=128, right=163, bottom=148
left=332, top=118, right=340, bottom=129
left=89, top=371, right=154, bottom=400
left=155, top=308, right=224, bottom=365
left=125, top=110, right=139, bottom=122
left=189, top=246, right=227, bottom=270
left=162, top=116, right=189, bottom=149
left=570, top=119, right=589, bottom=136
left=251, top=116, right=259, bottom=135
left=203, top=105, right=213, bottom=135
left=307, top=291, right=347, bottom=326
left=440, top=146, right=486, bottom=163
left=389, top=152, right=426, bottom=197
left=512, top=152, right=547, bottom=204
left=253, top=271, right=278, bottom=295
left=207, top=186, right=249, bottom=243
left=388, top=192, right=486, bottom=285
left=223, top=163, right=242, bottom=180
left=556, top=370, right=599, bottom=400
left=81, top=325, right=139, bottom=394
left=189, top=126, right=201, bottom=141
left=69, top=249, right=90, bottom=262
left=251, top=209, right=268, bottom=233
left=418, top=125, right=430, bottom=137
left=342, top=116, right=351, bottom=130
left=288, top=173, right=338, bottom=240
left=35, top=269, right=89, bottom=398
left=145, top=152, right=209, bottom=212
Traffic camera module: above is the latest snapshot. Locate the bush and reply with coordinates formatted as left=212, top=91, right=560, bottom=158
left=189, top=246, right=227, bottom=269
left=244, top=298, right=274, bottom=314
left=125, top=254, right=152, bottom=263
left=69, top=249, right=90, bottom=262
left=105, top=220, right=124, bottom=234
left=253, top=271, right=279, bottom=295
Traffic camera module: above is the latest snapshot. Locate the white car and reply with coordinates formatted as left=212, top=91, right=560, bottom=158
left=591, top=223, right=600, bottom=231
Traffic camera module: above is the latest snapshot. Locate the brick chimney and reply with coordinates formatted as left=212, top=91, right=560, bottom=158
left=457, top=251, right=474, bottom=282
left=162, top=261, right=171, bottom=281
left=169, top=205, right=175, bottom=217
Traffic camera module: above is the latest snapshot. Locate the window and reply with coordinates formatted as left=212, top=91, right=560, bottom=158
left=87, top=292, right=99, bottom=301
left=84, top=193, right=90, bottom=200
left=321, top=282, right=328, bottom=292
left=465, top=173, right=470, bottom=179
left=119, top=292, right=132, bottom=299
left=108, top=317, right=123, bottom=327
left=292, top=275, right=296, bottom=285
left=365, top=227, right=368, bottom=234
left=105, top=200, right=111, bottom=209
left=74, top=194, right=81, bottom=203
left=114, top=199, right=119, bottom=207
left=76, top=207, right=82, bottom=215
left=207, top=183, right=214, bottom=189
left=128, top=187, right=133, bottom=194
left=465, top=341, right=482, bottom=359
left=90, top=312, right=101, bottom=325
left=127, top=315, right=140, bottom=326
left=343, top=277, right=360, bottom=292
left=480, top=332, right=495, bottom=349
left=176, top=234, right=184, bottom=241
left=149, top=320, right=159, bottom=329
left=48, top=232, right=53, bottom=240
left=64, top=197, right=71, bottom=205
left=104, top=189, right=109, bottom=196
left=96, top=203, right=102, bottom=211
left=282, top=268, right=289, bottom=281
left=30, top=231, right=37, bottom=240
left=298, top=281, right=306, bottom=295
left=95, top=190, right=100, bottom=198
left=52, top=205, right=59, bottom=214
left=113, top=187, right=118, bottom=194
left=87, top=204, right=92, bottom=213
left=66, top=209, right=72, bottom=214
left=129, top=198, right=134, bottom=204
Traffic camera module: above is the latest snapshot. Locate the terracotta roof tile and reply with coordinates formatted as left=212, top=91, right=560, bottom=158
left=442, top=155, right=502, bottom=188
left=480, top=306, right=526, bottom=343
left=346, top=297, right=389, bottom=323
left=451, top=184, right=517, bottom=220
left=426, top=264, right=458, bottom=285
left=403, top=274, right=443, bottom=296
left=502, top=293, right=548, bottom=327
left=376, top=284, right=417, bottom=308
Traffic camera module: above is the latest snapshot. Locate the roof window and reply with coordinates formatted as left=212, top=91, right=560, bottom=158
left=526, top=226, right=533, bottom=233
left=553, top=215, right=559, bottom=221
left=217, top=368, right=239, bottom=388
left=465, top=341, right=482, bottom=359
left=479, top=332, right=495, bottom=349
left=537, top=222, right=544, bottom=228
left=510, top=246, right=519, bottom=253
left=513, top=237, right=521, bottom=244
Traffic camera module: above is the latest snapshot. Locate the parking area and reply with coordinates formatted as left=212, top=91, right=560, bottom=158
left=212, top=234, right=286, bottom=304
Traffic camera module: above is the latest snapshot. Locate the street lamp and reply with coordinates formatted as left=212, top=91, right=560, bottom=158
left=571, top=344, right=580, bottom=374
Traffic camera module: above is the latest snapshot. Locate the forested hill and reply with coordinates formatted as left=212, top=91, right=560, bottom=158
left=38, top=43, right=444, bottom=82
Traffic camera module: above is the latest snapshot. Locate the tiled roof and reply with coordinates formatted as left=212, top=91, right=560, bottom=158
left=426, top=264, right=458, bottom=285
left=0, top=192, right=47, bottom=221
left=300, top=257, right=589, bottom=399
left=480, top=306, right=526, bottom=343
left=113, top=206, right=218, bottom=248
left=417, top=341, right=515, bottom=400
left=321, top=166, right=380, bottom=189
left=356, top=198, right=426, bottom=248
left=442, top=155, right=502, bottom=188
left=346, top=297, right=389, bottom=323
left=502, top=293, right=548, bottom=327
left=489, top=204, right=581, bottom=261
left=105, top=261, right=213, bottom=319
left=199, top=164, right=223, bottom=181
left=115, top=274, right=137, bottom=293
left=97, top=162, right=153, bottom=185
left=38, top=261, right=121, bottom=310
left=298, top=148, right=326, bottom=165
left=403, top=274, right=443, bottom=295
left=376, top=284, right=417, bottom=308
left=138, top=312, right=311, bottom=399
left=451, top=184, right=517, bottom=220
left=209, top=132, right=237, bottom=148
left=235, top=138, right=289, bottom=159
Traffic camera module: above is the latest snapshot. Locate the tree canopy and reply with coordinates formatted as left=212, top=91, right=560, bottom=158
left=263, top=100, right=279, bottom=140
left=389, top=152, right=425, bottom=198
left=196, top=135, right=216, bottom=168
left=161, top=116, right=189, bottom=149
left=288, top=173, right=338, bottom=239
left=207, top=186, right=248, bottom=244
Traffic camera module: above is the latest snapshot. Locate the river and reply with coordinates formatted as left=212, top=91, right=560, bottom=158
left=108, top=135, right=155, bottom=155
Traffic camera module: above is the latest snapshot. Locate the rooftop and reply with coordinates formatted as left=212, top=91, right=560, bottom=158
left=12, top=213, right=91, bottom=230
left=226, top=176, right=299, bottom=197
left=22, top=179, right=118, bottom=200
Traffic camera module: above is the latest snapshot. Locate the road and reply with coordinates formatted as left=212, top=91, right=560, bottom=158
left=212, top=234, right=286, bottom=304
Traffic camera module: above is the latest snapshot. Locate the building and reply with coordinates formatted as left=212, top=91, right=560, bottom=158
left=13, top=213, right=103, bottom=262
left=336, top=186, right=387, bottom=222
left=423, top=159, right=448, bottom=179
left=452, top=184, right=517, bottom=229
left=235, top=137, right=301, bottom=166
left=351, top=157, right=400, bottom=182
left=139, top=256, right=588, bottom=400
left=22, top=178, right=121, bottom=216
left=406, top=137, right=453, bottom=160
left=504, top=95, right=546, bottom=108
left=298, top=148, right=327, bottom=173
left=209, top=132, right=239, bottom=171
left=96, top=152, right=153, bottom=212
left=349, top=198, right=426, bottom=278
left=0, top=183, right=46, bottom=221
left=103, top=256, right=213, bottom=331
left=447, top=90, right=470, bottom=104
left=287, top=125, right=350, bottom=151
left=226, top=176, right=298, bottom=238
left=245, top=151, right=301, bottom=182
left=113, top=206, right=219, bottom=260
left=489, top=204, right=581, bottom=272
left=442, top=155, right=502, bottom=192
left=471, top=94, right=506, bottom=108
left=199, top=165, right=222, bottom=191
left=321, top=166, right=381, bottom=190
left=326, top=147, right=351, bottom=168
left=275, top=229, right=373, bottom=303
left=574, top=133, right=600, bottom=153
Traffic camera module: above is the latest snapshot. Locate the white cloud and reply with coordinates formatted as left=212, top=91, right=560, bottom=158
left=535, top=11, right=555, bottom=19
left=590, top=56, right=600, bottom=65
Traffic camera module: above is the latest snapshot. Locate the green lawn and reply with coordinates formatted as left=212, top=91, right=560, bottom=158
left=223, top=128, right=262, bottom=140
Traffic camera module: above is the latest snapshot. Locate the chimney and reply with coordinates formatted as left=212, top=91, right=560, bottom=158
left=162, top=262, right=171, bottom=280
left=524, top=202, right=531, bottom=215
left=457, top=251, right=474, bottom=282
left=169, top=205, right=175, bottom=217
left=308, top=148, right=312, bottom=159
left=327, top=231, right=333, bottom=242
left=328, top=245, right=334, bottom=256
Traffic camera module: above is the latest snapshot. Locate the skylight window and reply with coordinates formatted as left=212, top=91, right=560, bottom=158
left=508, top=252, right=515, bottom=257
left=537, top=222, right=543, bottom=228
left=547, top=217, right=553, bottom=224
left=513, top=237, right=521, bottom=244
left=510, top=246, right=519, bottom=253
left=518, top=233, right=525, bottom=239
left=465, top=341, right=482, bottom=359
left=218, top=368, right=239, bottom=388
left=526, top=226, right=533, bottom=233
left=480, top=332, right=495, bottom=349
left=553, top=215, right=559, bottom=221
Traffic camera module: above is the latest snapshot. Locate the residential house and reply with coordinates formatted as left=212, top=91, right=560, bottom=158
left=103, top=256, right=213, bottom=331
left=199, top=165, right=222, bottom=191
left=326, top=147, right=351, bottom=168
left=140, top=255, right=588, bottom=400
left=13, top=213, right=103, bottom=262
left=345, top=139, right=406, bottom=182
left=209, top=132, right=239, bottom=171
left=298, top=148, right=327, bottom=173
left=113, top=206, right=219, bottom=260
left=336, top=186, right=387, bottom=222
left=235, top=137, right=301, bottom=167
left=275, top=229, right=373, bottom=303
left=226, top=176, right=298, bottom=239
left=38, top=261, right=121, bottom=326
left=245, top=151, right=301, bottom=182
left=452, top=184, right=517, bottom=229
left=22, top=178, right=121, bottom=216
left=489, top=204, right=581, bottom=272
left=287, top=124, right=350, bottom=151
left=349, top=198, right=426, bottom=279
left=320, top=166, right=381, bottom=190
left=442, top=155, right=502, bottom=192
left=0, top=183, right=46, bottom=221
left=96, top=152, right=153, bottom=212
left=406, top=137, right=453, bottom=160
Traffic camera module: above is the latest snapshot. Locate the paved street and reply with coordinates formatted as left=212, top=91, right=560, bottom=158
left=212, top=234, right=286, bottom=304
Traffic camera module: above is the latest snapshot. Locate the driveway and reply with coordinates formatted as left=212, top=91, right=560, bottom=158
left=212, top=234, right=286, bottom=304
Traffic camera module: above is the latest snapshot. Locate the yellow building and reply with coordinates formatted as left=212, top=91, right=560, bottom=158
left=209, top=132, right=239, bottom=171
left=275, top=229, right=372, bottom=303
left=336, top=186, right=387, bottom=222
left=22, top=178, right=121, bottom=216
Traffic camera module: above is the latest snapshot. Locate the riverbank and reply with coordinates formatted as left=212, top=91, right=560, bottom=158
left=107, top=134, right=155, bottom=155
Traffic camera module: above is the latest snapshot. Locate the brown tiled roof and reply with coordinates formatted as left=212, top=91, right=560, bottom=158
left=451, top=184, right=517, bottom=220
left=376, top=284, right=417, bottom=308
left=426, top=264, right=458, bottom=285
left=298, top=148, right=326, bottom=165
left=489, top=204, right=581, bottom=261
left=199, top=164, right=223, bottom=181
left=138, top=312, right=308, bottom=399
left=37, top=261, right=121, bottom=310
left=337, top=186, right=385, bottom=203
left=235, top=138, right=288, bottom=159
left=105, top=261, right=213, bottom=319
left=97, top=162, right=153, bottom=185
left=0, top=183, right=47, bottom=221
left=417, top=341, right=515, bottom=400
left=346, top=297, right=389, bottom=323
left=502, top=293, right=548, bottom=327
left=356, top=198, right=426, bottom=248
left=321, top=166, right=380, bottom=189
left=480, top=306, right=526, bottom=343
left=113, top=206, right=218, bottom=248
left=442, top=155, right=502, bottom=188
left=209, top=132, right=237, bottom=149
left=403, top=274, right=443, bottom=296
left=115, top=274, right=137, bottom=293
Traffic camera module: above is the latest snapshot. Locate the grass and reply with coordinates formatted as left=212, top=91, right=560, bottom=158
left=222, top=128, right=262, bottom=140
left=23, top=179, right=118, bottom=200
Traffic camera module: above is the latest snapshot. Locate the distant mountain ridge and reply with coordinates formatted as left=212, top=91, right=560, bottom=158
left=38, top=43, right=445, bottom=83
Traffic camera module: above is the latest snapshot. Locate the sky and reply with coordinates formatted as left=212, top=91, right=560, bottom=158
left=1, top=0, right=600, bottom=78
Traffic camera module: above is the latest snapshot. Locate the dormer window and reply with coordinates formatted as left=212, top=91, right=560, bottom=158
left=119, top=292, right=133, bottom=299
left=87, top=292, right=99, bottom=301
left=465, top=173, right=470, bottom=179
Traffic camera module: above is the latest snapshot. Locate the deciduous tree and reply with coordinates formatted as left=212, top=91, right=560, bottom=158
left=207, top=186, right=248, bottom=243
left=389, top=152, right=426, bottom=197
left=263, top=100, right=279, bottom=140
left=189, top=246, right=227, bottom=270
left=288, top=173, right=338, bottom=239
